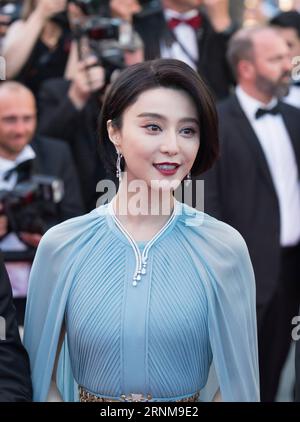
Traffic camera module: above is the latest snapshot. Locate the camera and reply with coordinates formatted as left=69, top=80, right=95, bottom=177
left=69, top=0, right=120, bottom=61
left=73, top=15, right=125, bottom=78
left=83, top=16, right=120, bottom=42
left=0, top=175, right=64, bottom=237
left=70, top=1, right=144, bottom=79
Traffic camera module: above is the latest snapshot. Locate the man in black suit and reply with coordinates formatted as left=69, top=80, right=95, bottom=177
left=110, top=0, right=235, bottom=99
left=202, top=26, right=300, bottom=401
left=0, top=251, right=32, bottom=401
left=0, top=81, right=84, bottom=324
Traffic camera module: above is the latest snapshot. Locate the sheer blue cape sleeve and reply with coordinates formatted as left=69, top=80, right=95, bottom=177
left=178, top=208, right=260, bottom=401
left=23, top=210, right=105, bottom=401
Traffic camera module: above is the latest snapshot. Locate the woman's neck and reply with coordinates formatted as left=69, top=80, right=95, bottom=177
left=112, top=182, right=175, bottom=242
left=41, top=21, right=62, bottom=49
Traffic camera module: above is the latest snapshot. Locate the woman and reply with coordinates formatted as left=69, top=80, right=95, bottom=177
left=23, top=58, right=260, bottom=402
left=2, top=0, right=74, bottom=96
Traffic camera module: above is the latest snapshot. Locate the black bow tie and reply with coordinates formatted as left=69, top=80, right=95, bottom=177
left=255, top=104, right=280, bottom=120
left=3, top=159, right=34, bottom=183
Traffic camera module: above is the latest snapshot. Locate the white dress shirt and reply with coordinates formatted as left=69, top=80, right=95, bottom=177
left=160, top=8, right=199, bottom=70
left=236, top=86, right=300, bottom=247
left=0, top=145, right=36, bottom=190
left=0, top=145, right=36, bottom=297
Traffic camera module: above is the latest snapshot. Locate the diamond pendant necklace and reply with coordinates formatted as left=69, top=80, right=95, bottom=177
left=109, top=201, right=177, bottom=287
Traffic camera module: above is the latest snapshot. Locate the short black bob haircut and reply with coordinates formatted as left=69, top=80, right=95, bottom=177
left=98, top=58, right=219, bottom=178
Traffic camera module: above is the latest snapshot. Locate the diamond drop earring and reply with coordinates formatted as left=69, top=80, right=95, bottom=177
left=186, top=171, right=191, bottom=185
left=116, top=150, right=123, bottom=183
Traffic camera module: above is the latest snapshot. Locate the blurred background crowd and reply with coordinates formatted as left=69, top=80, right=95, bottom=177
left=0, top=0, right=300, bottom=402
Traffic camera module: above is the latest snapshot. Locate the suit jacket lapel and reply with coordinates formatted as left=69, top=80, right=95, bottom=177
left=196, top=12, right=211, bottom=70
left=229, top=95, right=277, bottom=192
left=30, top=137, right=43, bottom=175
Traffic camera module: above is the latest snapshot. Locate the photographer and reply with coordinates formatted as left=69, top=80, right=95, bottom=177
left=2, top=0, right=72, bottom=97
left=38, top=8, right=145, bottom=211
left=0, top=81, right=84, bottom=324
left=38, top=55, right=106, bottom=212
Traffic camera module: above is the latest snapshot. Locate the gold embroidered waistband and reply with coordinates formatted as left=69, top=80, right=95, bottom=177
left=79, top=386, right=200, bottom=402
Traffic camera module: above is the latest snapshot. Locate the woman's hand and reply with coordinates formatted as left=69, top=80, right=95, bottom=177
left=67, top=1, right=87, bottom=28
left=110, top=0, right=141, bottom=22
left=212, top=388, right=222, bottom=402
left=35, top=0, right=67, bottom=22
left=68, top=56, right=106, bottom=109
left=203, top=0, right=231, bottom=32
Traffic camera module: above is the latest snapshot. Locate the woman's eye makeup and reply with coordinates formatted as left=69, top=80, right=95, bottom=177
left=140, top=122, right=198, bottom=136
left=142, top=123, right=162, bottom=132
left=180, top=127, right=197, bottom=136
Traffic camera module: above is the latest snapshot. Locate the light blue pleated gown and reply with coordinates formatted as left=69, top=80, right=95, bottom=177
left=23, top=200, right=260, bottom=402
